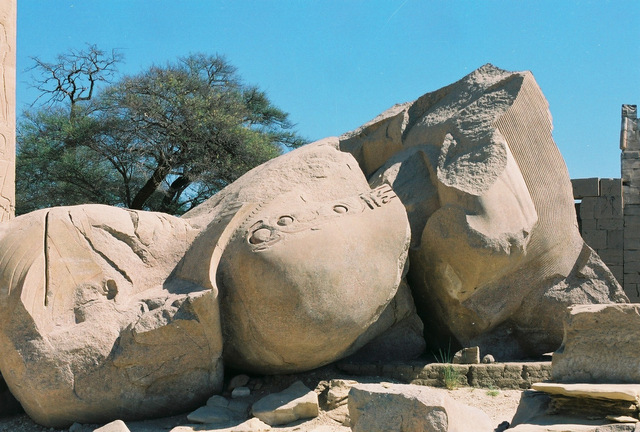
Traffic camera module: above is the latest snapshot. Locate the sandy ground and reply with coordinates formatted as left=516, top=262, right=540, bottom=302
left=0, top=383, right=523, bottom=432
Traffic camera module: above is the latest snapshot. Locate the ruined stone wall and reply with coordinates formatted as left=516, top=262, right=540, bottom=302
left=0, top=1, right=15, bottom=221
left=621, top=104, right=640, bottom=301
left=573, top=105, right=640, bottom=301
left=572, top=177, right=624, bottom=285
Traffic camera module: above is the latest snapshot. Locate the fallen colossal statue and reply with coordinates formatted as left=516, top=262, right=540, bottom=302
left=0, top=64, right=627, bottom=427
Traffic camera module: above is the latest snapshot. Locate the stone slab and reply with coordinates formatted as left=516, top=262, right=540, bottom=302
left=572, top=178, right=600, bottom=199
left=531, top=383, right=640, bottom=402
left=600, top=179, right=623, bottom=197
left=348, top=383, right=493, bottom=432
left=552, top=304, right=640, bottom=383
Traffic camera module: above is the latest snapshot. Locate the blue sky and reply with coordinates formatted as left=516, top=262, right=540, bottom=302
left=16, top=0, right=640, bottom=179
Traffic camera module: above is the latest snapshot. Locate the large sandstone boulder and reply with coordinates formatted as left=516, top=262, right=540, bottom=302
left=552, top=304, right=640, bottom=383
left=348, top=383, right=494, bottom=432
left=183, top=143, right=414, bottom=374
left=0, top=206, right=224, bottom=427
left=0, top=144, right=414, bottom=426
left=336, top=64, right=627, bottom=358
left=251, top=381, right=319, bottom=426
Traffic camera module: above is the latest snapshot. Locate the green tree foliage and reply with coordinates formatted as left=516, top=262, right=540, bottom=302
left=17, top=46, right=305, bottom=215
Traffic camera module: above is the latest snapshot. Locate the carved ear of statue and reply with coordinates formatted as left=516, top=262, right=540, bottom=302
left=169, top=202, right=257, bottom=296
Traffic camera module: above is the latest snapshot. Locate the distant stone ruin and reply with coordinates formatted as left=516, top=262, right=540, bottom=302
left=572, top=104, right=640, bottom=301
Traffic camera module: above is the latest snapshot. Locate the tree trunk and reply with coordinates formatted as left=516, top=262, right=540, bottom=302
left=130, top=162, right=171, bottom=210
left=159, top=175, right=190, bottom=213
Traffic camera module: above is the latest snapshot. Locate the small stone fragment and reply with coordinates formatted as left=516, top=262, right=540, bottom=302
left=251, top=381, right=319, bottom=426
left=229, top=417, right=271, bottom=432
left=452, top=346, right=480, bottom=364
left=482, top=354, right=495, bottom=364
left=206, top=394, right=230, bottom=408
left=227, top=399, right=251, bottom=416
left=228, top=374, right=251, bottom=392
left=606, top=414, right=639, bottom=423
left=326, top=379, right=358, bottom=409
left=93, top=420, right=130, bottom=432
left=187, top=405, right=231, bottom=424
left=495, top=421, right=510, bottom=432
left=232, top=386, right=251, bottom=398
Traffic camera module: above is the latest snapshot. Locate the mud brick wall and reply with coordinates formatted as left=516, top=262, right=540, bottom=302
left=337, top=361, right=552, bottom=390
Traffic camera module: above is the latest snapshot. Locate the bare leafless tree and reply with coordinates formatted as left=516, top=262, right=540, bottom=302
left=29, top=44, right=122, bottom=118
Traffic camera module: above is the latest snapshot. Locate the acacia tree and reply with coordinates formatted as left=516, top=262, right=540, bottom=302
left=17, top=46, right=125, bottom=213
left=17, top=48, right=305, bottom=215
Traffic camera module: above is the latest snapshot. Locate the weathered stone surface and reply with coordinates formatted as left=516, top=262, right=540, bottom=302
left=251, top=381, right=319, bottom=426
left=348, top=383, right=493, bottom=432
left=338, top=64, right=627, bottom=358
left=0, top=206, right=224, bottom=427
left=552, top=304, right=640, bottom=383
left=200, top=143, right=413, bottom=374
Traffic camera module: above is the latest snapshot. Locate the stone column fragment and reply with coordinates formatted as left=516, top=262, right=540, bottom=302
left=0, top=0, right=15, bottom=220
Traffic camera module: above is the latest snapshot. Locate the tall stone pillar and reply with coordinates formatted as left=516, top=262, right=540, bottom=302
left=0, top=1, right=15, bottom=220
left=621, top=104, right=640, bottom=300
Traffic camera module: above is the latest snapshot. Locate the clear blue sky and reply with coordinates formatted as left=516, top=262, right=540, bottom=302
left=16, top=0, right=640, bottom=179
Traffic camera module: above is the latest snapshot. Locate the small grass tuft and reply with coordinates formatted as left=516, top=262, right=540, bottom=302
left=486, top=385, right=500, bottom=396
left=442, top=365, right=463, bottom=390
left=434, top=339, right=455, bottom=364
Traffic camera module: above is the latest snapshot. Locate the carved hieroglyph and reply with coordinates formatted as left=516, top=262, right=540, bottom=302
left=0, top=0, right=14, bottom=220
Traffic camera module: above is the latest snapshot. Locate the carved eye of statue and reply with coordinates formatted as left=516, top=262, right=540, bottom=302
left=333, top=205, right=348, bottom=214
left=277, top=216, right=294, bottom=226
left=249, top=228, right=272, bottom=244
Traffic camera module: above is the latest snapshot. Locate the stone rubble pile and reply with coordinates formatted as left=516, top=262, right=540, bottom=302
left=66, top=378, right=498, bottom=432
